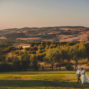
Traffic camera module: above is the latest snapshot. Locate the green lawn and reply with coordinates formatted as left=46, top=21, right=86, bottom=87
left=0, top=71, right=89, bottom=89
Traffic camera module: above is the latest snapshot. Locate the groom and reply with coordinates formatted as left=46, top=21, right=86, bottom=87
left=76, top=68, right=81, bottom=83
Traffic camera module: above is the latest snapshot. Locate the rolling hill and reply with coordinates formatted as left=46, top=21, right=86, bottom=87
left=0, top=26, right=89, bottom=42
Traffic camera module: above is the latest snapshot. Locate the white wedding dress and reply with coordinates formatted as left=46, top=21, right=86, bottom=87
left=81, top=71, right=89, bottom=84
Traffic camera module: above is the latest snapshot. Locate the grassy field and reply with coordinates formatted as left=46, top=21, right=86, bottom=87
left=0, top=71, right=89, bottom=89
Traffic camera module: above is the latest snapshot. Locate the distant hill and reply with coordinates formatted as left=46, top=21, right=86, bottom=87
left=0, top=26, right=89, bottom=42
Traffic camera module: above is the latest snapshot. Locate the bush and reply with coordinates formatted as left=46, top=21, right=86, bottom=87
left=65, top=63, right=74, bottom=70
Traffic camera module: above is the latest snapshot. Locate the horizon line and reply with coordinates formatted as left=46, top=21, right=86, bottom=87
left=0, top=25, right=89, bottom=30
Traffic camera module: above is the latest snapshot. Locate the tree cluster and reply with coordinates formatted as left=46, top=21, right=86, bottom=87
left=0, top=41, right=89, bottom=71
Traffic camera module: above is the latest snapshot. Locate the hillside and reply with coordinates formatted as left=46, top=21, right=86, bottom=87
left=0, top=26, right=89, bottom=42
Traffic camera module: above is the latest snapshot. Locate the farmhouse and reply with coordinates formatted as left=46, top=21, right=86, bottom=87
left=15, top=44, right=31, bottom=49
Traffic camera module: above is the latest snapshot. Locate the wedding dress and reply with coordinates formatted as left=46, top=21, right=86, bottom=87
left=81, top=71, right=89, bottom=84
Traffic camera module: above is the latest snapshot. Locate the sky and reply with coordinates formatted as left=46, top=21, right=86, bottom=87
left=0, top=0, right=89, bottom=29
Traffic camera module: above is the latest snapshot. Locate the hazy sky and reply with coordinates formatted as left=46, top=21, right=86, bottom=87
left=0, top=0, right=89, bottom=29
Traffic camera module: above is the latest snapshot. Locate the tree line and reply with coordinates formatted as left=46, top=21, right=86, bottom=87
left=0, top=40, right=89, bottom=72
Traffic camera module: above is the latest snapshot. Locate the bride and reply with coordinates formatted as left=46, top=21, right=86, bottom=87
left=81, top=68, right=89, bottom=84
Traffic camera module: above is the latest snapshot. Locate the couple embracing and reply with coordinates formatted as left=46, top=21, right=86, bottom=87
left=76, top=68, right=89, bottom=84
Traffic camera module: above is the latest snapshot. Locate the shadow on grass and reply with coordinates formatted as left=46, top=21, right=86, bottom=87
left=0, top=72, right=75, bottom=75
left=0, top=80, right=88, bottom=88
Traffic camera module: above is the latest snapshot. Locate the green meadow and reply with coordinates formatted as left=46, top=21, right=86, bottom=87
left=0, top=71, right=89, bottom=89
